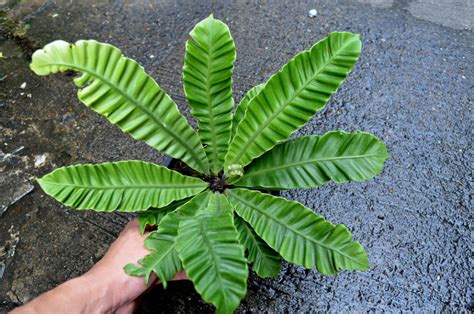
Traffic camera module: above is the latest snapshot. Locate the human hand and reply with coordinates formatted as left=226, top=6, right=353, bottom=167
left=84, top=219, right=187, bottom=313
left=12, top=219, right=186, bottom=314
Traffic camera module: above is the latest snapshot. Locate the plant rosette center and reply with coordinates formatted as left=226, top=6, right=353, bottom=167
left=208, top=174, right=227, bottom=193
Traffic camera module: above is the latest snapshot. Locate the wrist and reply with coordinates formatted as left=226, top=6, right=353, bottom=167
left=84, top=260, right=149, bottom=312
left=80, top=265, right=127, bottom=313
left=75, top=271, right=116, bottom=313
left=12, top=274, right=112, bottom=314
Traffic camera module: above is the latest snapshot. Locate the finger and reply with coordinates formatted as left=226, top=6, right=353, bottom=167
left=173, top=271, right=187, bottom=281
left=126, top=219, right=140, bottom=229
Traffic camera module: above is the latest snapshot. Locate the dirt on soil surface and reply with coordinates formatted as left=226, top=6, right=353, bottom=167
left=0, top=0, right=472, bottom=312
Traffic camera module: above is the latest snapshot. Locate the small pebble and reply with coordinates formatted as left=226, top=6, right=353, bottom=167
left=149, top=55, right=155, bottom=59
left=20, top=82, right=26, bottom=89
left=307, top=9, right=317, bottom=18
left=34, top=154, right=48, bottom=167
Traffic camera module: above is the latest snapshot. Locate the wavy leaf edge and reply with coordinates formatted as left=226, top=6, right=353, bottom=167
left=31, top=39, right=210, bottom=174
left=36, top=160, right=207, bottom=212
left=225, top=32, right=362, bottom=174
left=234, top=130, right=390, bottom=188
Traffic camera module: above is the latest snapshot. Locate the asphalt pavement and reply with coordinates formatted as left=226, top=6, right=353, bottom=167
left=0, top=0, right=472, bottom=312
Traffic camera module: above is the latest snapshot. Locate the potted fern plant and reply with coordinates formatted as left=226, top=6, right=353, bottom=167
left=30, top=15, right=389, bottom=313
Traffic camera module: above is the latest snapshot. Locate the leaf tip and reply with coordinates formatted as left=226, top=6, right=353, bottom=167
left=144, top=273, right=151, bottom=286
left=379, top=141, right=390, bottom=160
left=29, top=49, right=46, bottom=75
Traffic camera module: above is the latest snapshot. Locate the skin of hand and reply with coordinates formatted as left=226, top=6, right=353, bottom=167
left=12, top=220, right=186, bottom=314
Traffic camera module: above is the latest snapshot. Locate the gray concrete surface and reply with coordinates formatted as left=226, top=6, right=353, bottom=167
left=0, top=0, right=472, bottom=312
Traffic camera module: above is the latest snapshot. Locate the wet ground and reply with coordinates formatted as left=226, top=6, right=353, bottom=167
left=0, top=0, right=472, bottom=312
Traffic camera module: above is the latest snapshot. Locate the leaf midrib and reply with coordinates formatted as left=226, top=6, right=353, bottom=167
left=230, top=191, right=365, bottom=266
left=230, top=37, right=357, bottom=165
left=40, top=180, right=207, bottom=190
left=204, top=26, right=219, bottom=174
left=243, top=153, right=384, bottom=178
left=198, top=218, right=231, bottom=309
left=46, top=62, right=206, bottom=172
left=145, top=241, right=176, bottom=273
